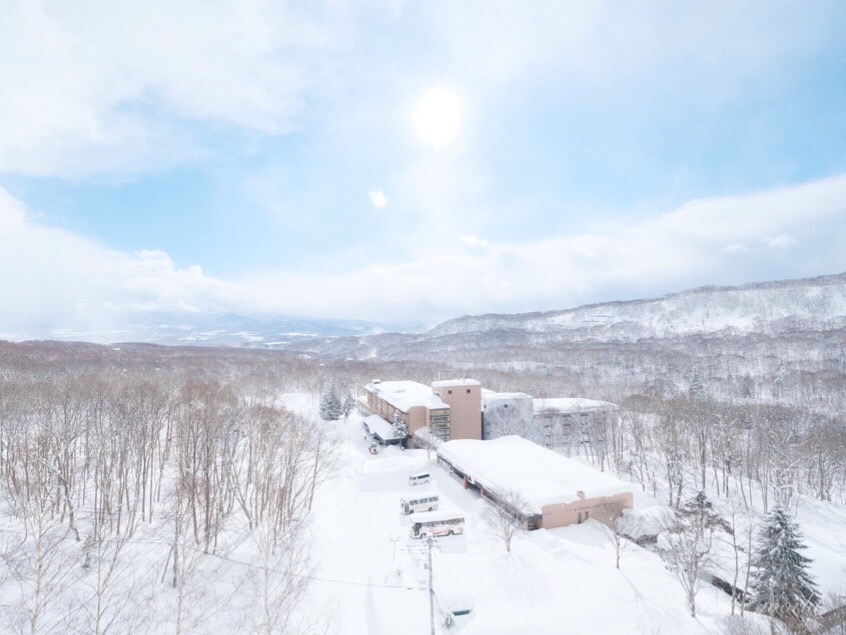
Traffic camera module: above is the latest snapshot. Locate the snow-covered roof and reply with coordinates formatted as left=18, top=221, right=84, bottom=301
left=432, top=378, right=481, bottom=388
left=482, top=389, right=533, bottom=401
left=533, top=397, right=616, bottom=414
left=437, top=436, right=634, bottom=513
left=363, top=414, right=404, bottom=440
left=364, top=380, right=449, bottom=411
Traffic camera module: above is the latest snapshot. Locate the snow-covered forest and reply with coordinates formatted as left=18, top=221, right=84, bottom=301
left=0, top=331, right=844, bottom=633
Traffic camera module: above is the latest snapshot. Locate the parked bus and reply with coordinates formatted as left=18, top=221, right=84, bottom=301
left=400, top=494, right=439, bottom=515
left=408, top=472, right=430, bottom=486
left=409, top=511, right=465, bottom=539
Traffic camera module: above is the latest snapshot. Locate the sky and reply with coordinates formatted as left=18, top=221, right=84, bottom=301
left=1, top=1, right=846, bottom=337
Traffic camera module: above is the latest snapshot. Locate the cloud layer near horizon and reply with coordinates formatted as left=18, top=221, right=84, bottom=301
left=2, top=173, right=845, bottom=338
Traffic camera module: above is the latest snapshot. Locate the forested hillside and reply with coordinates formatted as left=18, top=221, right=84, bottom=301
left=289, top=273, right=846, bottom=413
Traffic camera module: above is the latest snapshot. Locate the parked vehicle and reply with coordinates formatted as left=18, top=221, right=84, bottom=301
left=408, top=472, right=430, bottom=486
left=410, top=511, right=465, bottom=539
left=400, top=494, right=439, bottom=514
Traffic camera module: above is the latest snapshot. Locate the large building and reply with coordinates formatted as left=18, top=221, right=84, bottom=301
left=482, top=390, right=617, bottom=454
left=362, top=379, right=482, bottom=442
left=361, top=377, right=615, bottom=448
left=437, top=435, right=634, bottom=529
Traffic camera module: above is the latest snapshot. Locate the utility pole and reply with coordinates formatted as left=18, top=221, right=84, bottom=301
left=390, top=533, right=399, bottom=571
left=427, top=536, right=435, bottom=635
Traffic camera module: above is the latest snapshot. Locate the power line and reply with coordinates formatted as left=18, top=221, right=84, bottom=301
left=199, top=546, right=428, bottom=591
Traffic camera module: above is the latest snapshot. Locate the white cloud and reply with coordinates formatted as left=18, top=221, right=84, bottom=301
left=432, top=1, right=840, bottom=105
left=238, top=172, right=846, bottom=321
left=3, top=174, right=846, bottom=336
left=0, top=0, right=839, bottom=183
left=0, top=0, right=347, bottom=176
left=721, top=243, right=750, bottom=254
left=460, top=234, right=490, bottom=248
left=0, top=188, right=243, bottom=338
left=763, top=234, right=797, bottom=249
left=369, top=190, right=388, bottom=209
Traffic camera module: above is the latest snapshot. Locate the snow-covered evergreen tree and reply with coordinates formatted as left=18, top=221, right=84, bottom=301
left=688, top=365, right=703, bottom=397
left=319, top=384, right=342, bottom=420
left=748, top=507, right=819, bottom=624
left=342, top=394, right=355, bottom=419
left=392, top=410, right=408, bottom=439
left=679, top=491, right=733, bottom=535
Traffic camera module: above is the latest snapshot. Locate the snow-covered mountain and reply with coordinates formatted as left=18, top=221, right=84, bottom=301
left=289, top=272, right=846, bottom=362
left=428, top=272, right=846, bottom=341
left=15, top=273, right=846, bottom=373
left=37, top=312, right=396, bottom=348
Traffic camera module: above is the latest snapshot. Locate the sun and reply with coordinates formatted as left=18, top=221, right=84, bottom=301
left=413, top=89, right=461, bottom=148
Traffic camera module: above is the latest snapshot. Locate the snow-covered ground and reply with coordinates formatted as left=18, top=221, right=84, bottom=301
left=298, top=408, right=757, bottom=635
left=1, top=391, right=840, bottom=634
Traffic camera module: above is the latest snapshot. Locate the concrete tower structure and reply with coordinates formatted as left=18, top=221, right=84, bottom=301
left=431, top=379, right=482, bottom=440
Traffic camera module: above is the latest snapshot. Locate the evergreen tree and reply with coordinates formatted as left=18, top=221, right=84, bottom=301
left=342, top=394, right=355, bottom=419
left=319, top=384, right=342, bottom=420
left=392, top=410, right=408, bottom=439
left=688, top=365, right=703, bottom=397
left=679, top=491, right=733, bottom=535
left=748, top=507, right=819, bottom=624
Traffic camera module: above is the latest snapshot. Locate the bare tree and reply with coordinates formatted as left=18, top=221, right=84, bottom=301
left=1, top=425, right=80, bottom=635
left=168, top=474, right=205, bottom=635
left=655, top=400, right=691, bottom=508
left=250, top=518, right=312, bottom=635
left=661, top=492, right=729, bottom=618
left=482, top=489, right=528, bottom=554
left=594, top=501, right=628, bottom=570
left=81, top=520, right=141, bottom=635
left=725, top=496, right=755, bottom=617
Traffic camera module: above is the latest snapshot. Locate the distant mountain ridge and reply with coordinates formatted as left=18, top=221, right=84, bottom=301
left=287, top=272, right=846, bottom=362
left=11, top=272, right=846, bottom=357
left=427, top=272, right=846, bottom=339
left=39, top=312, right=395, bottom=348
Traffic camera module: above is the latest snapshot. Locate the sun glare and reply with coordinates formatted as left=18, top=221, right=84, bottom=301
left=413, top=89, right=461, bottom=148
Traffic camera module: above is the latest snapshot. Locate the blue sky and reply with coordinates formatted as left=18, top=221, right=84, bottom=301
left=1, top=1, right=846, bottom=337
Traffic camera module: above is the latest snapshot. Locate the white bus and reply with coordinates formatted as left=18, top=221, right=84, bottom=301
left=400, top=494, right=439, bottom=515
left=409, top=511, right=465, bottom=539
left=408, top=472, right=430, bottom=486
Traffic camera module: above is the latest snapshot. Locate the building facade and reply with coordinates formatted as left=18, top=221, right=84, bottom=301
left=431, top=379, right=482, bottom=440
left=361, top=377, right=614, bottom=449
left=483, top=391, right=617, bottom=456
left=362, top=380, right=451, bottom=440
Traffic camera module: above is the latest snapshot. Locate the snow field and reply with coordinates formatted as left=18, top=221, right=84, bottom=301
left=302, top=412, right=742, bottom=634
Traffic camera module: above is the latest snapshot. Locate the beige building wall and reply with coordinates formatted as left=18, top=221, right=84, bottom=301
left=366, top=392, right=427, bottom=433
left=365, top=391, right=447, bottom=439
left=406, top=406, right=429, bottom=436
left=541, top=491, right=633, bottom=529
left=432, top=380, right=482, bottom=440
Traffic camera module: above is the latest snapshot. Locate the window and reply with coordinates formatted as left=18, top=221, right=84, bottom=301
left=448, top=389, right=453, bottom=394
left=466, top=389, right=471, bottom=394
